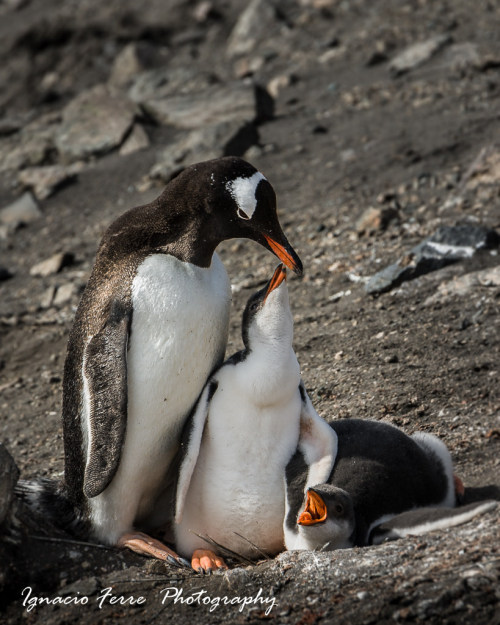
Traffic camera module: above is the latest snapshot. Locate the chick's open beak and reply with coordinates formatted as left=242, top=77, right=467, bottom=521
left=297, top=490, right=328, bottom=526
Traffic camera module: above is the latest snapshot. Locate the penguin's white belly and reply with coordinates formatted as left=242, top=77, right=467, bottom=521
left=176, top=387, right=302, bottom=558
left=87, top=253, right=230, bottom=543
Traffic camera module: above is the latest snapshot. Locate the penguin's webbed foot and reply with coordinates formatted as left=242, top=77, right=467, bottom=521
left=117, top=531, right=190, bottom=568
left=191, top=549, right=228, bottom=574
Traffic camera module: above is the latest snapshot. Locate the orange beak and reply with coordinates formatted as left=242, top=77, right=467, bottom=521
left=264, top=264, right=287, bottom=301
left=297, top=490, right=328, bottom=526
left=263, top=234, right=302, bottom=275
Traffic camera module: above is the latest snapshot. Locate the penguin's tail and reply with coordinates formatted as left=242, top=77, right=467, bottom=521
left=14, top=478, right=88, bottom=538
left=369, top=500, right=498, bottom=545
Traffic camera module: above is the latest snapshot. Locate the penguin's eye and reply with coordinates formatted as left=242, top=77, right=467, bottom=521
left=335, top=504, right=344, bottom=515
left=250, top=301, right=259, bottom=312
left=237, top=207, right=250, bottom=220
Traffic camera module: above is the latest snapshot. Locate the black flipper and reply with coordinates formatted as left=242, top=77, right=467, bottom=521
left=83, top=299, right=132, bottom=498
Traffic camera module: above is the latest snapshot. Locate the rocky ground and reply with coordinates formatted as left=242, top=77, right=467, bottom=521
left=0, top=0, right=499, bottom=623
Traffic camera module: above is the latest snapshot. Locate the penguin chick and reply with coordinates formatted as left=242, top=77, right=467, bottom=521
left=293, top=483, right=496, bottom=552
left=285, top=419, right=467, bottom=551
left=174, top=264, right=336, bottom=572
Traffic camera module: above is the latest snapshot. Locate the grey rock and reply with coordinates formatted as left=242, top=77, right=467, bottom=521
left=150, top=120, right=259, bottom=182
left=0, top=192, right=41, bottom=227
left=356, top=206, right=400, bottom=235
left=52, top=283, right=76, bottom=306
left=193, top=1, right=217, bottom=22
left=267, top=74, right=293, bottom=98
left=234, top=56, right=265, bottom=79
left=227, top=0, right=276, bottom=58
left=142, top=82, right=273, bottom=129
left=40, top=286, right=56, bottom=309
left=0, top=121, right=55, bottom=173
left=128, top=67, right=216, bottom=104
left=463, top=146, right=500, bottom=189
left=18, top=164, right=79, bottom=200
left=0, top=113, right=32, bottom=137
left=424, top=265, right=500, bottom=306
left=108, top=43, right=148, bottom=88
left=30, top=252, right=74, bottom=278
left=441, top=42, right=481, bottom=71
left=365, top=225, right=500, bottom=295
left=55, top=85, right=137, bottom=162
left=389, top=34, right=452, bottom=76
left=119, top=124, right=150, bottom=156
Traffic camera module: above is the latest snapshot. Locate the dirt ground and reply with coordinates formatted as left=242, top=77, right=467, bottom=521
left=0, top=1, right=499, bottom=624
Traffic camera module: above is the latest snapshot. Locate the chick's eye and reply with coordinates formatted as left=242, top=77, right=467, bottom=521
left=335, top=504, right=344, bottom=515
left=250, top=302, right=259, bottom=312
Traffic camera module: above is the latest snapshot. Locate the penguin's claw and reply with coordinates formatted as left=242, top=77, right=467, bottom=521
left=191, top=549, right=228, bottom=573
left=166, top=555, right=183, bottom=569
left=117, top=531, right=182, bottom=563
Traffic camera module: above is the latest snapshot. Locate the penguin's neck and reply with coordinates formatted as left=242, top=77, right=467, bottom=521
left=239, top=335, right=301, bottom=405
left=101, top=205, right=219, bottom=269
left=163, top=229, right=218, bottom=268
left=158, top=211, right=218, bottom=268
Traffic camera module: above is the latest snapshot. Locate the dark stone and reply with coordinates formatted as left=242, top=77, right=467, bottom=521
left=367, top=51, right=388, bottom=66
left=0, top=268, right=13, bottom=281
left=430, top=224, right=500, bottom=249
left=365, top=225, right=500, bottom=295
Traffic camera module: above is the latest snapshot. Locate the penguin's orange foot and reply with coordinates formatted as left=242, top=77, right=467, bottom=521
left=453, top=473, right=465, bottom=504
left=117, top=531, right=190, bottom=568
left=191, top=549, right=228, bottom=574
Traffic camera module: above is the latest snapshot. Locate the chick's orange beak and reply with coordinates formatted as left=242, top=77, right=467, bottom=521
left=264, top=264, right=287, bottom=301
left=297, top=490, right=328, bottom=526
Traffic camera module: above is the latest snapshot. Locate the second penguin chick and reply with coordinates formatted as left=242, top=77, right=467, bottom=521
left=293, top=482, right=496, bottom=551
left=174, top=265, right=336, bottom=572
left=286, top=420, right=493, bottom=551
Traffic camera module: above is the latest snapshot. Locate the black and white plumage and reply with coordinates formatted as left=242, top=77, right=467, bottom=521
left=174, top=265, right=336, bottom=571
left=369, top=500, right=497, bottom=544
left=284, top=419, right=475, bottom=551
left=25, top=157, right=303, bottom=562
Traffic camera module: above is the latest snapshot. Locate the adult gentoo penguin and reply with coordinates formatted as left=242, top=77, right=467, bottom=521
left=55, top=157, right=303, bottom=562
left=174, top=264, right=336, bottom=572
left=284, top=419, right=483, bottom=551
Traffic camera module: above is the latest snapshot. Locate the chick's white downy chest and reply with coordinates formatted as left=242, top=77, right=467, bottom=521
left=177, top=383, right=302, bottom=556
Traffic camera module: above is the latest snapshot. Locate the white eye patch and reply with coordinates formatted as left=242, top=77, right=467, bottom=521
left=226, top=171, right=266, bottom=220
